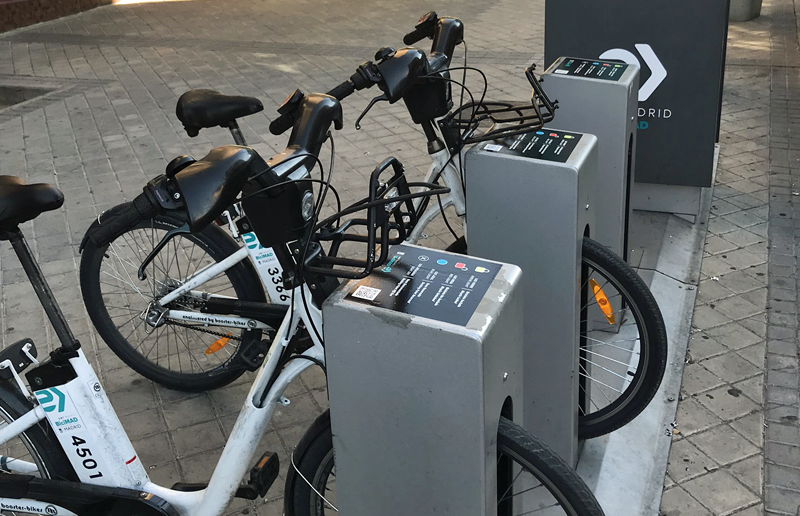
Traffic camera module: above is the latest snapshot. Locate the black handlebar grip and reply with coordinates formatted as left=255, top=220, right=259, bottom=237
left=269, top=112, right=295, bottom=136
left=403, top=27, right=429, bottom=45
left=327, top=80, right=356, bottom=100
left=270, top=81, right=355, bottom=136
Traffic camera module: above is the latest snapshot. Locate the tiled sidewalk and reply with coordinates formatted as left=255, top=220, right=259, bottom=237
left=0, top=1, right=543, bottom=514
left=661, top=0, right=800, bottom=514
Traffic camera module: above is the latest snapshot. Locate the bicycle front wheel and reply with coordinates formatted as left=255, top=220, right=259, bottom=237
left=285, top=411, right=605, bottom=516
left=79, top=203, right=268, bottom=392
left=579, top=237, right=667, bottom=438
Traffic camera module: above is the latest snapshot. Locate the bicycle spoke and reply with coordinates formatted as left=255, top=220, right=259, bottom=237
left=578, top=357, right=632, bottom=381
left=581, top=347, right=634, bottom=367
left=579, top=365, right=622, bottom=396
left=582, top=335, right=641, bottom=352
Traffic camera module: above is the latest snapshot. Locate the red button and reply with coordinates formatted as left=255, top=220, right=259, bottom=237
left=455, top=262, right=466, bottom=269
left=549, top=133, right=558, bottom=137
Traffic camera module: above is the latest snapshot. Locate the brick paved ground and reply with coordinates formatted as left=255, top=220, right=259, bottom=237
left=0, top=0, right=798, bottom=515
left=660, top=0, right=800, bottom=514
left=0, top=1, right=545, bottom=515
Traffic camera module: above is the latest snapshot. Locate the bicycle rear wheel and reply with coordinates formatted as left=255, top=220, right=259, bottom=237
left=285, top=411, right=604, bottom=516
left=80, top=203, right=268, bottom=392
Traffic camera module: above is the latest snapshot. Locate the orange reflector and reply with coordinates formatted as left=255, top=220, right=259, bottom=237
left=205, top=334, right=232, bottom=355
left=589, top=278, right=615, bottom=325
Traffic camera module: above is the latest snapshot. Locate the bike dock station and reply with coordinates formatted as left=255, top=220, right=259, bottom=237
left=323, top=244, right=523, bottom=515
left=465, top=132, right=598, bottom=466
left=541, top=57, right=640, bottom=262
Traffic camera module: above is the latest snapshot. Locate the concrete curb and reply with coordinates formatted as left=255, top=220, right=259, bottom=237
left=577, top=150, right=718, bottom=515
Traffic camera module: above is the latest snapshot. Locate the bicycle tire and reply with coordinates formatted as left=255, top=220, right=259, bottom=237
left=578, top=237, right=667, bottom=438
left=79, top=203, right=267, bottom=392
left=446, top=236, right=667, bottom=438
left=284, top=410, right=605, bottom=516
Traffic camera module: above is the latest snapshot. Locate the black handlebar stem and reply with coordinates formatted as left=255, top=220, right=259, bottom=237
left=428, top=17, right=463, bottom=70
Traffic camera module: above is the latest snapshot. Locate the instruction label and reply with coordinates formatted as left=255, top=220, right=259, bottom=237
left=483, top=129, right=583, bottom=163
left=553, top=58, right=628, bottom=81
left=346, top=245, right=499, bottom=326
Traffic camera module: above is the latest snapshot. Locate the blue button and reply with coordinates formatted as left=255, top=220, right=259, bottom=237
left=593, top=62, right=599, bottom=65
left=437, top=259, right=448, bottom=265
left=536, top=131, right=544, bottom=135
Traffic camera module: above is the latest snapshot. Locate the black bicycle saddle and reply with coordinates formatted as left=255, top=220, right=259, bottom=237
left=176, top=89, right=264, bottom=137
left=0, top=176, right=64, bottom=229
left=172, top=145, right=268, bottom=232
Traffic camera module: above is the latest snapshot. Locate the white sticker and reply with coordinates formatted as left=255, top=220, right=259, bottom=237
left=484, top=144, right=503, bottom=152
left=352, top=285, right=381, bottom=301
left=242, top=232, right=290, bottom=305
left=554, top=69, right=570, bottom=74
left=35, top=386, right=113, bottom=484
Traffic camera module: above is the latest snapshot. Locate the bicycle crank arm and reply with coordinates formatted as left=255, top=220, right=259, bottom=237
left=166, top=310, right=272, bottom=330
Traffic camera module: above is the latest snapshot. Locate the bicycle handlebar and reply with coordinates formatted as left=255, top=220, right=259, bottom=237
left=269, top=80, right=357, bottom=136
left=269, top=13, right=462, bottom=136
left=403, top=26, right=429, bottom=46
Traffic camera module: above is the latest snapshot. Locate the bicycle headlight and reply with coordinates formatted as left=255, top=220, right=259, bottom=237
left=301, top=191, right=315, bottom=221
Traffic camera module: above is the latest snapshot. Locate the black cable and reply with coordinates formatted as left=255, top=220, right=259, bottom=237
left=238, top=177, right=341, bottom=210
left=437, top=193, right=459, bottom=243
left=313, top=185, right=448, bottom=230
left=419, top=68, right=489, bottom=202
left=297, top=133, right=336, bottom=346
left=282, top=354, right=326, bottom=372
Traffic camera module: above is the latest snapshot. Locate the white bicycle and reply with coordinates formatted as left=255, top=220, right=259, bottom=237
left=78, top=13, right=666, bottom=441
left=0, top=75, right=604, bottom=514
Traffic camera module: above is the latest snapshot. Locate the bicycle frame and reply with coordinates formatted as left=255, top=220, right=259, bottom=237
left=0, top=282, right=323, bottom=516
left=406, top=146, right=466, bottom=245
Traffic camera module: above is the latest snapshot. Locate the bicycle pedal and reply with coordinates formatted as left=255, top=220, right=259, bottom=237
left=172, top=456, right=278, bottom=502
left=243, top=451, right=280, bottom=499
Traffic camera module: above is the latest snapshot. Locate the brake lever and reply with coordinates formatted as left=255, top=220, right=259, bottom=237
left=137, top=222, right=191, bottom=280
left=355, top=93, right=388, bottom=130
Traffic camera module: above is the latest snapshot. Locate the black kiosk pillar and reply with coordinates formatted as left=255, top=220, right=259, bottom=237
left=545, top=0, right=729, bottom=216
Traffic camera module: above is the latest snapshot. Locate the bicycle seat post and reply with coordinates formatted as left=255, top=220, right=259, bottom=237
left=2, top=228, right=80, bottom=353
left=227, top=120, right=247, bottom=146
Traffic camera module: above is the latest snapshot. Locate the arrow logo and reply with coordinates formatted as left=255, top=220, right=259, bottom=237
left=35, top=387, right=66, bottom=413
left=599, top=44, right=667, bottom=102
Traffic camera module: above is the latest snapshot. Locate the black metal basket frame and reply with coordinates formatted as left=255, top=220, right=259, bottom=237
left=440, top=65, right=558, bottom=150
left=301, top=157, right=449, bottom=279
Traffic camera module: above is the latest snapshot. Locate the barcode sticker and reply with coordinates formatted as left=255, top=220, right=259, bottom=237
left=352, top=286, right=381, bottom=301
left=484, top=144, right=503, bottom=152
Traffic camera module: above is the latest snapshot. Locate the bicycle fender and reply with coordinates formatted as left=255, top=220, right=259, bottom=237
left=79, top=195, right=156, bottom=252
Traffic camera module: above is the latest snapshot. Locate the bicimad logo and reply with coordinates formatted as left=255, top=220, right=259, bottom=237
left=242, top=232, right=263, bottom=250
left=599, top=44, right=667, bottom=102
left=35, top=387, right=66, bottom=413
